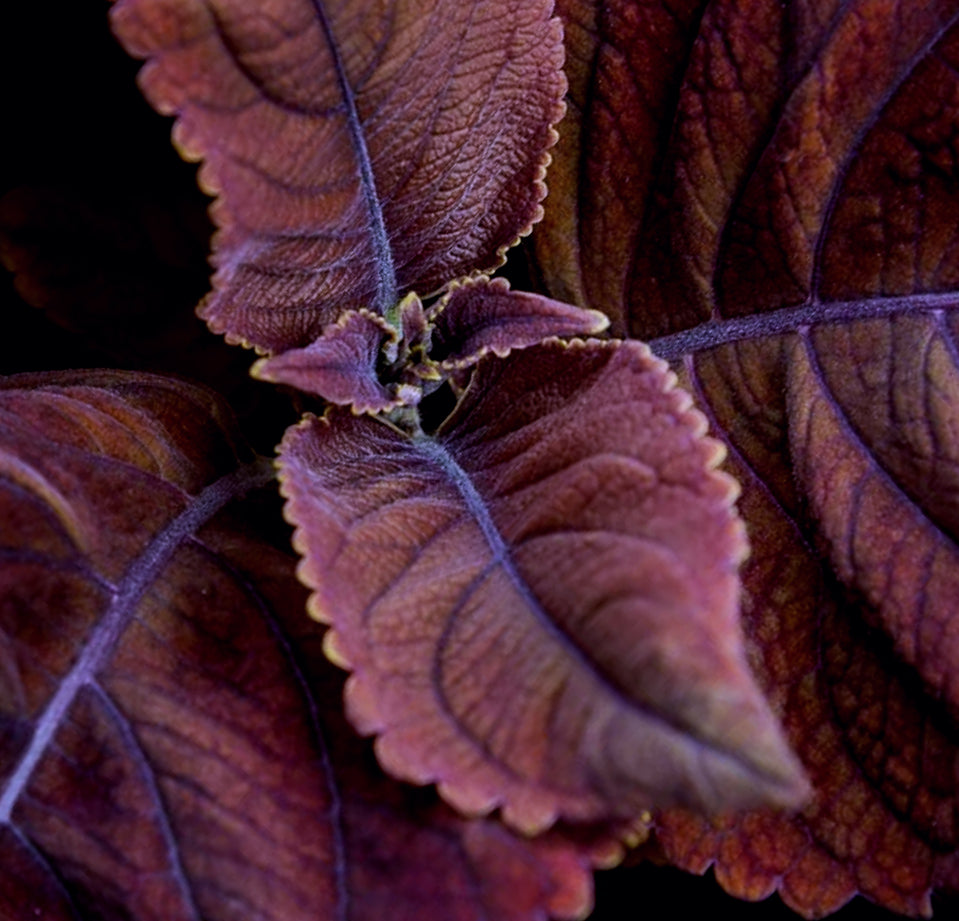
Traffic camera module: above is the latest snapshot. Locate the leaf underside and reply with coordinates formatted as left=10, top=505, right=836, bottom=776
left=535, top=0, right=959, bottom=915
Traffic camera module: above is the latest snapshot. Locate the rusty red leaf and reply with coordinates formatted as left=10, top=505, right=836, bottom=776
left=0, top=370, right=600, bottom=921
left=277, top=338, right=807, bottom=837
left=534, top=0, right=959, bottom=916
left=109, top=0, right=566, bottom=354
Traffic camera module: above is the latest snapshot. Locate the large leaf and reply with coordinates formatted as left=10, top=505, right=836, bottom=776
left=0, top=370, right=597, bottom=921
left=534, top=0, right=959, bottom=916
left=110, top=0, right=566, bottom=353
left=277, top=338, right=808, bottom=837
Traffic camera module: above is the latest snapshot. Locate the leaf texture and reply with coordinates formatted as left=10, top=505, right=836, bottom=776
left=0, top=370, right=596, bottom=921
left=535, top=0, right=959, bottom=915
left=277, top=338, right=808, bottom=837
left=109, top=0, right=566, bottom=353
left=252, top=309, right=406, bottom=412
left=430, top=277, right=610, bottom=369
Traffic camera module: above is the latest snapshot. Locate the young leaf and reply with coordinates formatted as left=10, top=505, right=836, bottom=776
left=252, top=309, right=410, bottom=412
left=109, top=0, right=566, bottom=353
left=0, top=370, right=597, bottom=921
left=535, top=0, right=959, bottom=915
left=430, top=276, right=610, bottom=370
left=278, top=338, right=808, bottom=837
left=254, top=279, right=612, bottom=413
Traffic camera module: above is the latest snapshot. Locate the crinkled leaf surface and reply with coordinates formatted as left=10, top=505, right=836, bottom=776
left=110, top=0, right=565, bottom=353
left=0, top=370, right=597, bottom=921
left=534, top=0, right=959, bottom=916
left=278, top=338, right=808, bottom=837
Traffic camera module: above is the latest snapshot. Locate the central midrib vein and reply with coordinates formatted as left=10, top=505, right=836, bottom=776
left=310, top=0, right=398, bottom=316
left=412, top=437, right=682, bottom=728
left=0, top=456, right=275, bottom=824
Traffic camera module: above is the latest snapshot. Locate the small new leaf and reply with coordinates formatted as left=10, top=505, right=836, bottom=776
left=252, top=309, right=416, bottom=413
left=430, top=276, right=610, bottom=369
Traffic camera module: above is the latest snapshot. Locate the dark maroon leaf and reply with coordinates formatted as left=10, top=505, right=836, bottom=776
left=0, top=370, right=598, bottom=921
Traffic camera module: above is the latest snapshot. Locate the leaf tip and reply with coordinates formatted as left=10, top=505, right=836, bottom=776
left=585, top=308, right=611, bottom=335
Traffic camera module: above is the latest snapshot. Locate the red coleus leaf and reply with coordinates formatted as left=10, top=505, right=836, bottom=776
left=277, top=338, right=807, bottom=836
left=109, top=0, right=566, bottom=354
left=254, top=280, right=610, bottom=411
left=0, top=370, right=600, bottom=921
left=430, top=276, right=610, bottom=370
left=252, top=308, right=410, bottom=412
left=535, top=0, right=959, bottom=916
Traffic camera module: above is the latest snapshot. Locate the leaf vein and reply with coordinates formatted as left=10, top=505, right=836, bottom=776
left=0, top=457, right=274, bottom=825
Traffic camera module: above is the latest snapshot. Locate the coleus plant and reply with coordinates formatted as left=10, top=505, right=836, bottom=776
left=2, top=1, right=959, bottom=921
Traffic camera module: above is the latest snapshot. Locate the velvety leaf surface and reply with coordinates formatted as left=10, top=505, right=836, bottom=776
left=430, top=277, right=610, bottom=369
left=252, top=309, right=406, bottom=412
left=534, top=0, right=959, bottom=916
left=0, top=370, right=596, bottom=921
left=278, top=338, right=808, bottom=837
left=109, top=0, right=566, bottom=353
